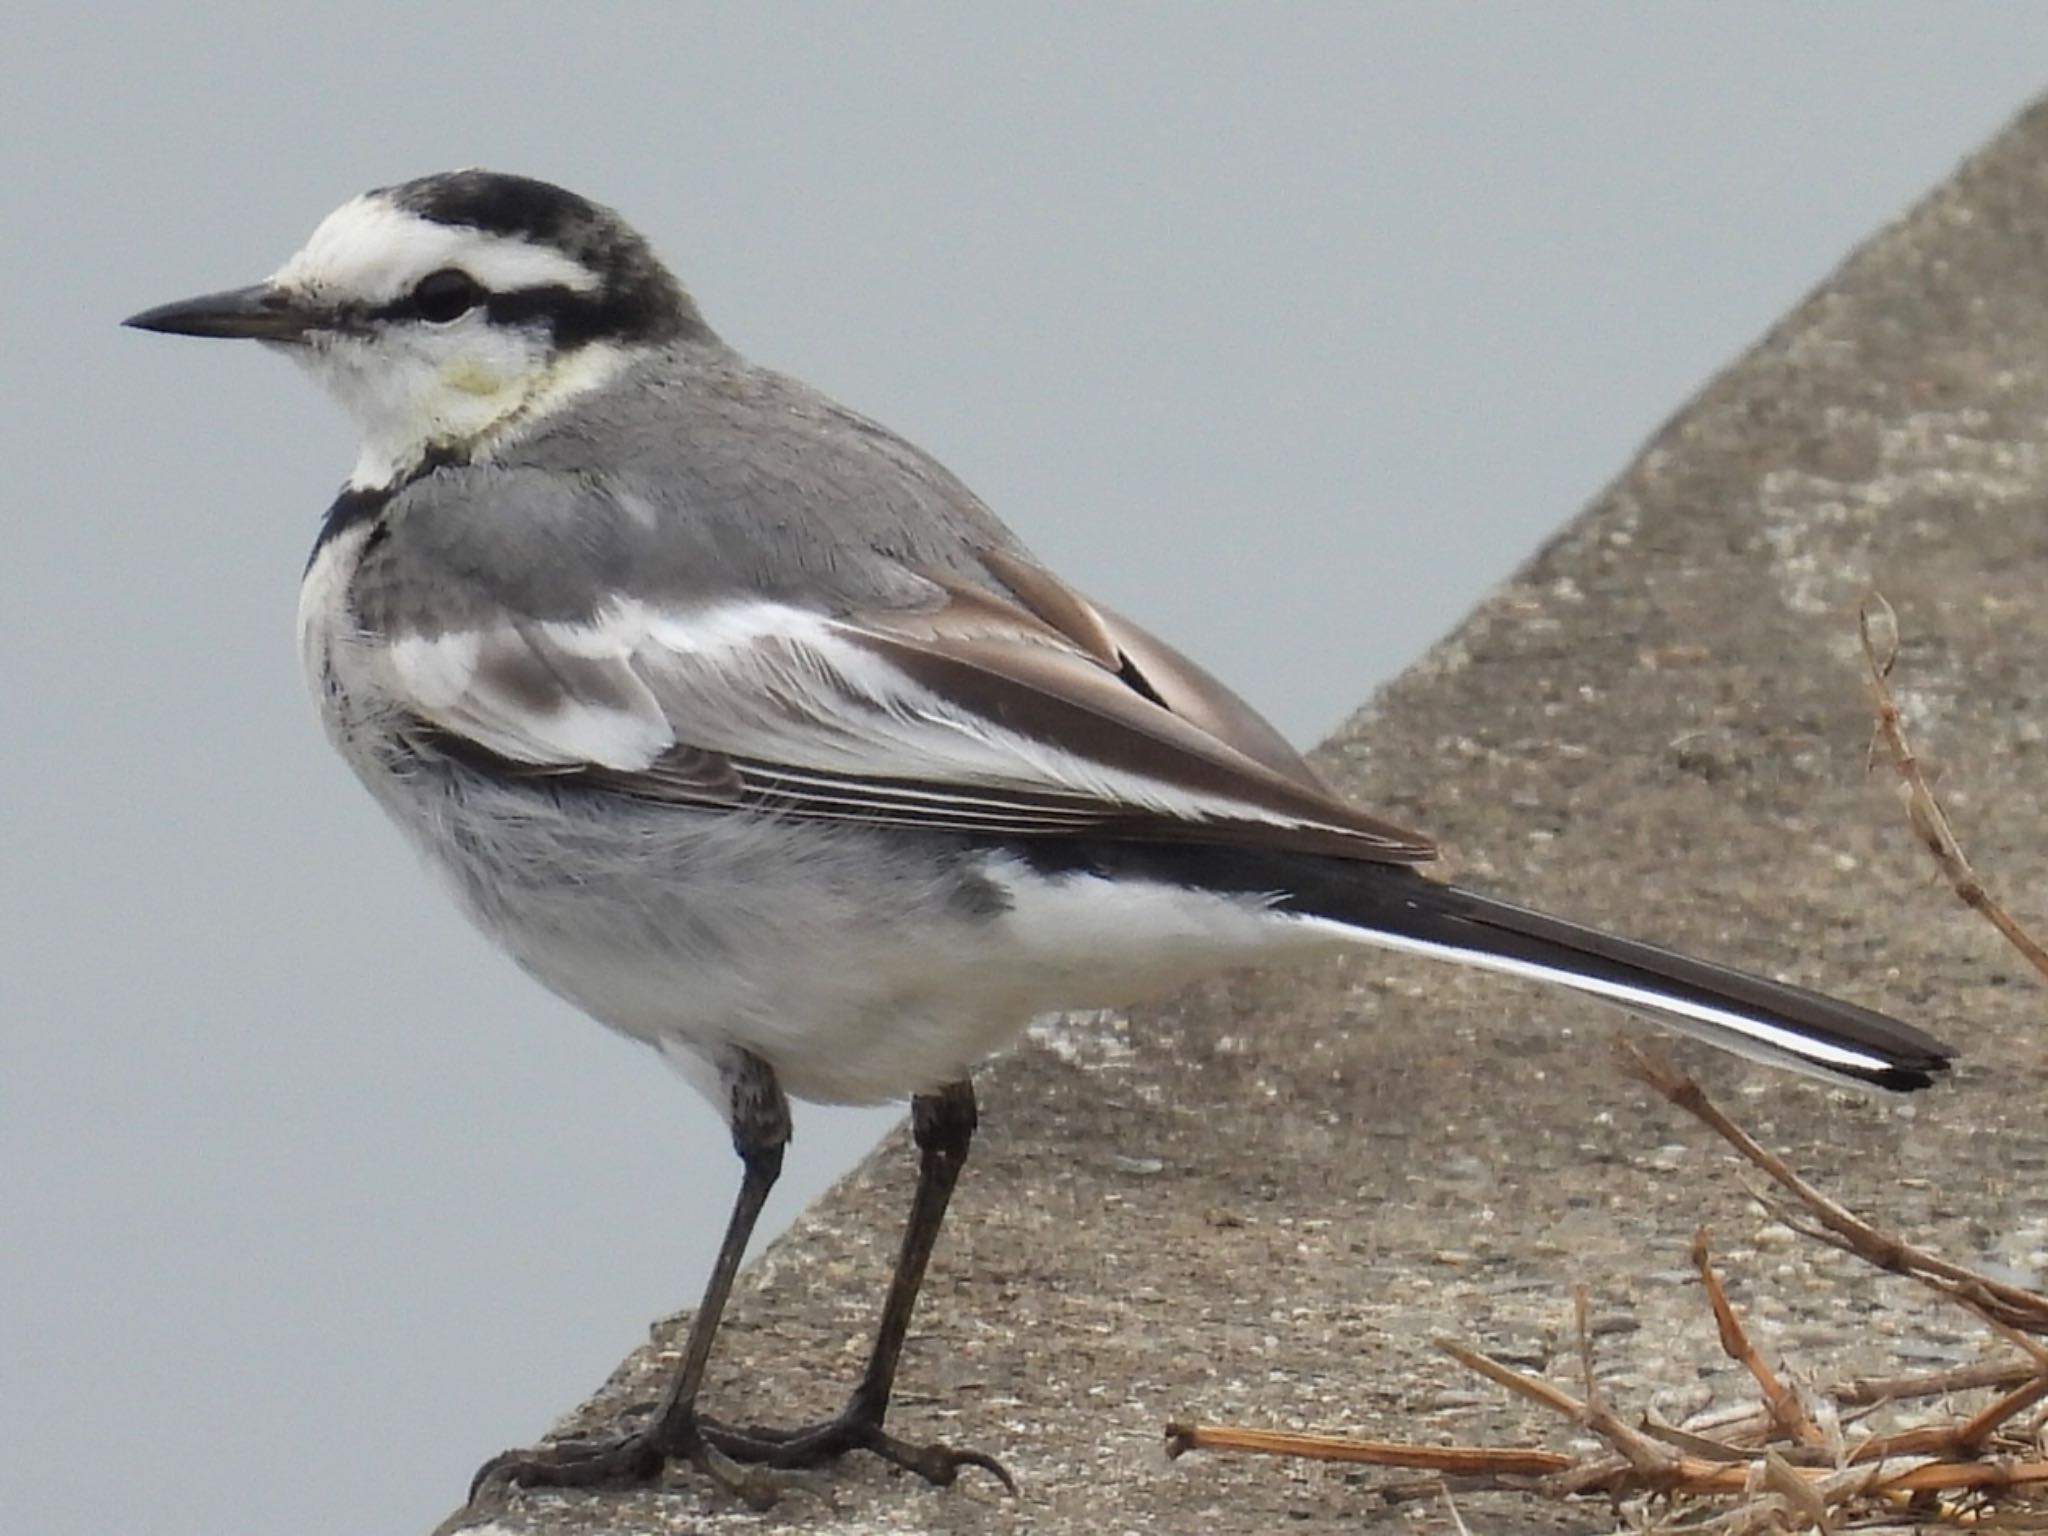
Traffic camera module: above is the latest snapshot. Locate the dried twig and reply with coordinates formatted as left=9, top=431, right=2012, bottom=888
left=1836, top=1357, right=2043, bottom=1407
left=1859, top=592, right=2048, bottom=983
left=1693, top=1225, right=1824, bottom=1448
left=1851, top=1371, right=2048, bottom=1463
left=1623, top=1043, right=2048, bottom=1336
left=1172, top=1327, right=2048, bottom=1499
left=1162, top=1422, right=1572, bottom=1477
left=1170, top=1060, right=2048, bottom=1526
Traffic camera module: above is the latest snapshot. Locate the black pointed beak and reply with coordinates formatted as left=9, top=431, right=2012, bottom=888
left=123, top=283, right=321, bottom=342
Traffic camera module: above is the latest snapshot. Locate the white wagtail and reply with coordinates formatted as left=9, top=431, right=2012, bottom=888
left=127, top=171, right=1954, bottom=1504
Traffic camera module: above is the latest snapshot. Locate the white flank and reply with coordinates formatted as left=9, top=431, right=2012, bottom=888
left=378, top=618, right=672, bottom=771
left=385, top=631, right=480, bottom=709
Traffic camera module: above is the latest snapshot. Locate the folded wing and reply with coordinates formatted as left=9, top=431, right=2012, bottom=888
left=368, top=548, right=1435, bottom=861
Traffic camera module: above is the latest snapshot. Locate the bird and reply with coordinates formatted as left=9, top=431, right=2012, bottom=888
left=126, top=170, right=1954, bottom=1506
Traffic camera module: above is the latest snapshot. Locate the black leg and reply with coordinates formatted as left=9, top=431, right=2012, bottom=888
left=469, top=1052, right=791, bottom=1508
left=703, top=1078, right=1015, bottom=1493
left=852, top=1078, right=980, bottom=1424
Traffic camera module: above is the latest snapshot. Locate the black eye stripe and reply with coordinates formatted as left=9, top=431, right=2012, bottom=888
left=361, top=284, right=579, bottom=326
left=479, top=286, right=584, bottom=328
left=357, top=282, right=677, bottom=352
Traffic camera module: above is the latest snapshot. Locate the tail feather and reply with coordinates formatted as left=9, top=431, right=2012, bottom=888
left=1013, top=839, right=1956, bottom=1091
left=1311, top=877, right=1952, bottom=1091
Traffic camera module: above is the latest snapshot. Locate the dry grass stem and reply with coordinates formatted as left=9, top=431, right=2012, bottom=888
left=1170, top=1060, right=2048, bottom=1527
left=1161, top=1423, right=1572, bottom=1476
left=1692, top=1225, right=1824, bottom=1448
left=1623, top=1044, right=2048, bottom=1336
left=1859, top=592, right=2048, bottom=983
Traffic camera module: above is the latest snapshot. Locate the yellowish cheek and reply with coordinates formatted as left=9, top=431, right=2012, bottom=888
left=442, top=360, right=508, bottom=397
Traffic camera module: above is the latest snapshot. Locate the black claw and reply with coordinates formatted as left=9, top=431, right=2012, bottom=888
left=465, top=1420, right=784, bottom=1509
left=945, top=1445, right=1020, bottom=1497
left=700, top=1411, right=1016, bottom=1495
left=468, top=1431, right=666, bottom=1502
left=853, top=1424, right=1016, bottom=1494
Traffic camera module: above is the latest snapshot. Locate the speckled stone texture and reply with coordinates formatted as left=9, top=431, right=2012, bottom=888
left=440, top=99, right=2048, bottom=1536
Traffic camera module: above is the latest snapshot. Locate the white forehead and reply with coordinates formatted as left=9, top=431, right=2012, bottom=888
left=269, top=193, right=601, bottom=303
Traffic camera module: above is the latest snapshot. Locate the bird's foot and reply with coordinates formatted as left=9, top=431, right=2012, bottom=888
left=701, top=1398, right=1017, bottom=1494
left=469, top=1413, right=782, bottom=1511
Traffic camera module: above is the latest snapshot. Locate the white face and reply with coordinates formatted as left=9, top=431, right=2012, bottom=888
left=266, top=194, right=630, bottom=487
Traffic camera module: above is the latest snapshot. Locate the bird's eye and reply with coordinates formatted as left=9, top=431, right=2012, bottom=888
left=411, top=268, right=484, bottom=324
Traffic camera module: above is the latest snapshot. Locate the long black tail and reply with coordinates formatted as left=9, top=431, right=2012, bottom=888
left=1022, top=840, right=1955, bottom=1092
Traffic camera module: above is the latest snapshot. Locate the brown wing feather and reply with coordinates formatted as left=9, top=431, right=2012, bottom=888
left=853, top=569, right=1436, bottom=862
left=979, top=549, right=1330, bottom=793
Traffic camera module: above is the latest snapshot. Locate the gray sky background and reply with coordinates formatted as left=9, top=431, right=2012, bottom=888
left=8, top=8, right=2048, bottom=1535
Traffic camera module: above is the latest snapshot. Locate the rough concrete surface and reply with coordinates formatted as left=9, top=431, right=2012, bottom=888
left=441, top=100, right=2048, bottom=1535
